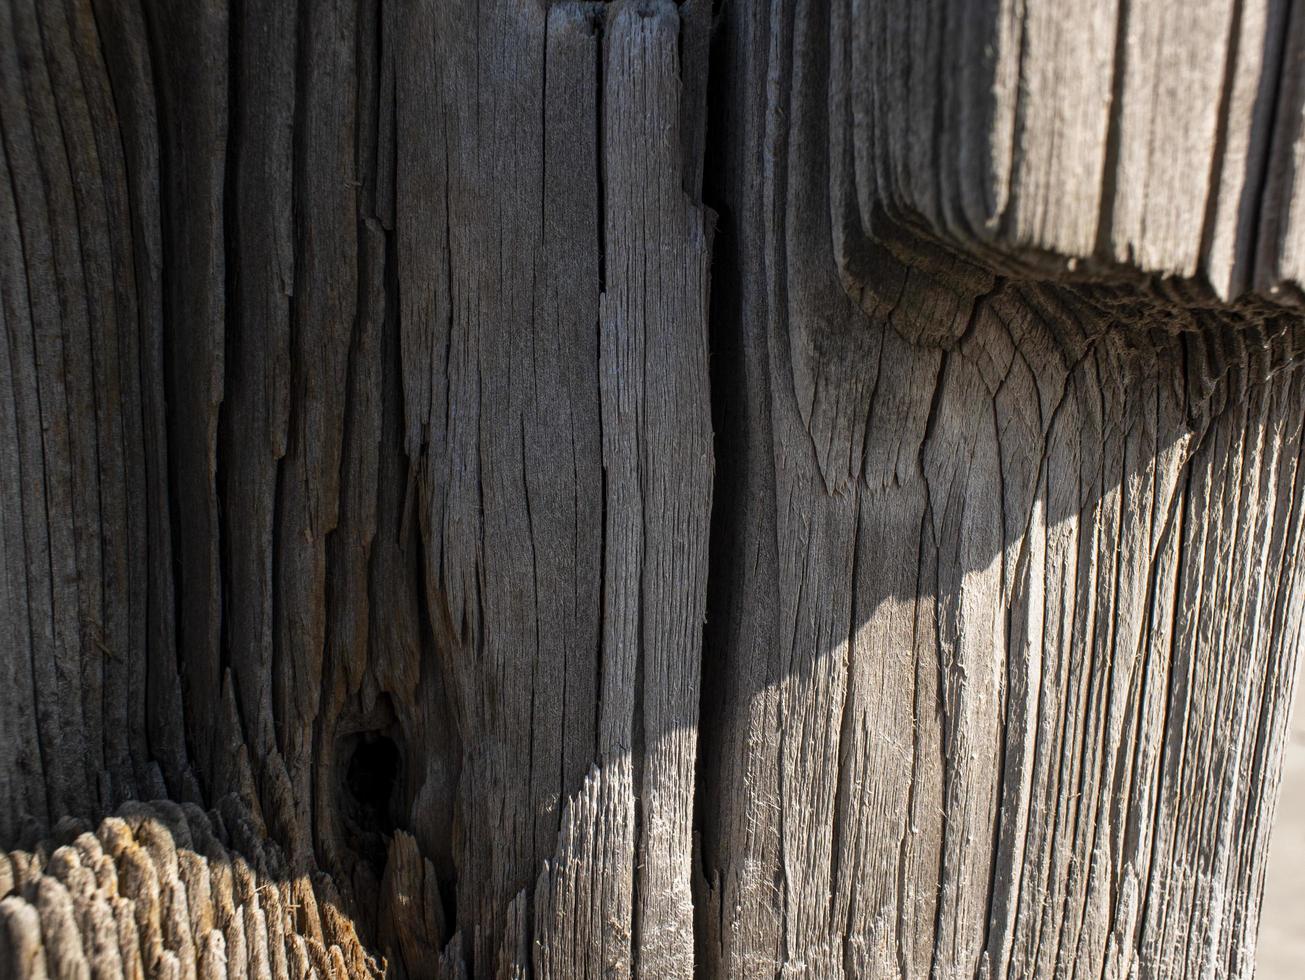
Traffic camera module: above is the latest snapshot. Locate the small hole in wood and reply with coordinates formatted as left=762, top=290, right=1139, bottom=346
left=346, top=733, right=401, bottom=829
left=337, top=730, right=404, bottom=872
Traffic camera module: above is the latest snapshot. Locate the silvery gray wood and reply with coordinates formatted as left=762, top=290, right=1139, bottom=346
left=1, top=0, right=1303, bottom=977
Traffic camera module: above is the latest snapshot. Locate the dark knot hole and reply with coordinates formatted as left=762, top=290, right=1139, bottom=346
left=338, top=731, right=404, bottom=876
left=346, top=733, right=401, bottom=827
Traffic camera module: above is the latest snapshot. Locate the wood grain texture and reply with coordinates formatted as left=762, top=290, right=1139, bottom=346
left=700, top=1, right=1305, bottom=977
left=0, top=799, right=378, bottom=979
left=1, top=0, right=1303, bottom=977
left=400, top=2, right=712, bottom=970
left=4, top=0, right=714, bottom=973
left=834, top=0, right=1305, bottom=300
left=0, top=0, right=194, bottom=841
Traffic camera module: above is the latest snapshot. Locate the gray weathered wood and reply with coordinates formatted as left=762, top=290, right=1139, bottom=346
left=701, top=2, right=1305, bottom=977
left=2, top=0, right=1304, bottom=977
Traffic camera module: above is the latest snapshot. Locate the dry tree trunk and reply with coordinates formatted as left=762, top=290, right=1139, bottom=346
left=1, top=0, right=1303, bottom=978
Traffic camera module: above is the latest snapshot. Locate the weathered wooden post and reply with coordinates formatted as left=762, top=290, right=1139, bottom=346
left=1, top=0, right=1302, bottom=976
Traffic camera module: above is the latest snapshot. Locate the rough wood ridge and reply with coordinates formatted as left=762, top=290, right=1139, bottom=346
left=1, top=0, right=1304, bottom=977
left=1, top=799, right=378, bottom=979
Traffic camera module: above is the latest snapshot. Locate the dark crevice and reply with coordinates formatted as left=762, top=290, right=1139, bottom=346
left=1196, top=0, right=1245, bottom=284
left=1094, top=0, right=1132, bottom=262
left=1111, top=443, right=1195, bottom=956
left=589, top=0, right=607, bottom=797
left=830, top=498, right=862, bottom=966
left=594, top=4, right=607, bottom=294
left=346, top=735, right=400, bottom=828
left=215, top=0, right=242, bottom=740
left=693, top=0, right=752, bottom=971
left=417, top=572, right=462, bottom=944
left=135, top=0, right=185, bottom=698
left=1239, top=0, right=1294, bottom=291
left=1133, top=450, right=1196, bottom=962
left=979, top=394, right=1012, bottom=966
left=337, top=728, right=404, bottom=877
left=271, top=0, right=310, bottom=770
